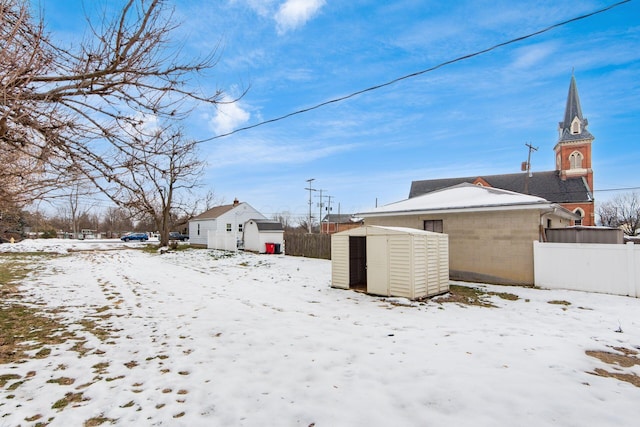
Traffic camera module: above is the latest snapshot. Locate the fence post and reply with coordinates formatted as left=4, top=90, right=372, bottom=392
left=627, top=242, right=637, bottom=298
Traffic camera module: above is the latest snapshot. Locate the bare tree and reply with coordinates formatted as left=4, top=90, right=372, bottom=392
left=1, top=0, right=233, bottom=210
left=613, top=192, right=640, bottom=236
left=271, top=211, right=295, bottom=230
left=89, top=122, right=206, bottom=246
left=102, top=206, right=134, bottom=236
left=597, top=200, right=618, bottom=228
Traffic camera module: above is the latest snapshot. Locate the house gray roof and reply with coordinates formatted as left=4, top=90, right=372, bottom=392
left=321, top=214, right=362, bottom=223
left=251, top=219, right=284, bottom=231
left=192, top=203, right=237, bottom=220
left=409, top=170, right=592, bottom=203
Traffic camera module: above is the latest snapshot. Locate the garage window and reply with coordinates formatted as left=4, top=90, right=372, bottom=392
left=424, top=220, right=443, bottom=233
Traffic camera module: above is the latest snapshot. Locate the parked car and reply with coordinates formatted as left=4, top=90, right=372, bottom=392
left=121, top=232, right=149, bottom=242
left=169, top=232, right=189, bottom=241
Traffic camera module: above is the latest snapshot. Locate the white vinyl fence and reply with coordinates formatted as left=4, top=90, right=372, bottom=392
left=533, top=241, right=640, bottom=298
left=207, top=230, right=238, bottom=251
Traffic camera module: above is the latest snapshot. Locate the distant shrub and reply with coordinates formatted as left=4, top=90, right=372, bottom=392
left=41, top=229, right=57, bottom=239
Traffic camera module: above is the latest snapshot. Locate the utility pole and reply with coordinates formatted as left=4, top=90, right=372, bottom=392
left=305, top=178, right=315, bottom=233
left=324, top=194, right=334, bottom=234
left=316, top=189, right=325, bottom=234
left=523, top=142, right=538, bottom=194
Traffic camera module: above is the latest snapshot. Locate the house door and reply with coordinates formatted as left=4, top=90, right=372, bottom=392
left=348, top=236, right=366, bottom=288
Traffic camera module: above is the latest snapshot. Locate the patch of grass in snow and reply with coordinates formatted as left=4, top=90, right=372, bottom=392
left=1, top=253, right=80, bottom=364
left=51, top=391, right=87, bottom=410
left=587, top=346, right=640, bottom=388
left=0, top=373, right=21, bottom=388
left=84, top=415, right=118, bottom=426
left=24, top=414, right=43, bottom=422
left=0, top=253, right=63, bottom=291
left=0, top=302, right=72, bottom=364
left=548, top=299, right=571, bottom=306
left=78, top=318, right=112, bottom=342
left=491, top=291, right=519, bottom=301
left=435, top=285, right=520, bottom=307
left=92, top=362, right=110, bottom=374
left=47, top=377, right=76, bottom=386
left=436, top=285, right=495, bottom=307
left=208, top=250, right=237, bottom=260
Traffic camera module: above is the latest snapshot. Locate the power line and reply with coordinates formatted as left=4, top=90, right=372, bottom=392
left=197, top=0, right=631, bottom=143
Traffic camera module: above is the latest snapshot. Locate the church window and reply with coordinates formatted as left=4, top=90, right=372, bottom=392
left=571, top=117, right=581, bottom=134
left=573, top=208, right=584, bottom=226
left=569, top=151, right=583, bottom=169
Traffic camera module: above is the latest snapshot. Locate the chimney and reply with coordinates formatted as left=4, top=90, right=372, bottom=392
left=233, top=198, right=239, bottom=206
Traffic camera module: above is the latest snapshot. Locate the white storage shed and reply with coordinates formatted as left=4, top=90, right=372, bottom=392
left=331, top=225, right=449, bottom=299
left=243, top=219, right=285, bottom=254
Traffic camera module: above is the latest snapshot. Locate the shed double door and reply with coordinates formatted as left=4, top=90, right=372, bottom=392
left=366, top=235, right=389, bottom=296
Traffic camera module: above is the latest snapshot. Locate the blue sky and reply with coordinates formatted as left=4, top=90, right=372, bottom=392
left=44, top=0, right=640, bottom=221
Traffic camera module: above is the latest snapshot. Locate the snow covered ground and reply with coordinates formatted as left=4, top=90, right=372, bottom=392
left=1, top=239, right=639, bottom=426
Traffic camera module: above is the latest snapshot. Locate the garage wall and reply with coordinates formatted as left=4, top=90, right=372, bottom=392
left=364, top=210, right=540, bottom=285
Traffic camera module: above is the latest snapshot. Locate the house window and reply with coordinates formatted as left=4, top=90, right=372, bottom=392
left=238, top=223, right=243, bottom=232
left=226, top=223, right=232, bottom=232
left=424, top=220, right=443, bottom=233
left=569, top=151, right=583, bottom=169
left=197, top=224, right=200, bottom=236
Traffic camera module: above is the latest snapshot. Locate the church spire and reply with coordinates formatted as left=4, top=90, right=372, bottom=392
left=557, top=73, right=593, bottom=144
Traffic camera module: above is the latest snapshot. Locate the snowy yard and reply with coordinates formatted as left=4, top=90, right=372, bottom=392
left=1, top=239, right=639, bottom=426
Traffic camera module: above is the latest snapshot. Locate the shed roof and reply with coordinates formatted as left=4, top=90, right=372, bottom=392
left=249, top=219, right=284, bottom=231
left=358, top=183, right=578, bottom=219
left=334, top=225, right=444, bottom=237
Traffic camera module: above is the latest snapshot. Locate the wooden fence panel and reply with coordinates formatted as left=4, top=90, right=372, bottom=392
left=284, top=232, right=331, bottom=259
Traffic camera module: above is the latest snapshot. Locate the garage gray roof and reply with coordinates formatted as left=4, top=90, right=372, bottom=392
left=409, top=170, right=592, bottom=203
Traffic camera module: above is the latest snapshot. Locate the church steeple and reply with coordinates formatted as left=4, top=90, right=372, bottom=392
left=557, top=73, right=594, bottom=145
left=554, top=73, right=594, bottom=193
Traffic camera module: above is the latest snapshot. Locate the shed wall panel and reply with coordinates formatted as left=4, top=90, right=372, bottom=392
left=388, top=236, right=412, bottom=298
left=331, top=235, right=349, bottom=289
left=412, top=236, right=427, bottom=298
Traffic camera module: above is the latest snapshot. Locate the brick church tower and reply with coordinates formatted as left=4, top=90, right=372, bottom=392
left=554, top=74, right=595, bottom=225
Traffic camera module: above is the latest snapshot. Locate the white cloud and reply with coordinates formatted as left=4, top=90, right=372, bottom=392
left=511, top=42, right=557, bottom=70
left=209, top=98, right=251, bottom=135
left=205, top=136, right=360, bottom=168
left=275, top=0, right=325, bottom=35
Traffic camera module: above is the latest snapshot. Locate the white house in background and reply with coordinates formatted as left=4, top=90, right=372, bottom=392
left=189, top=199, right=266, bottom=250
left=243, top=219, right=285, bottom=254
